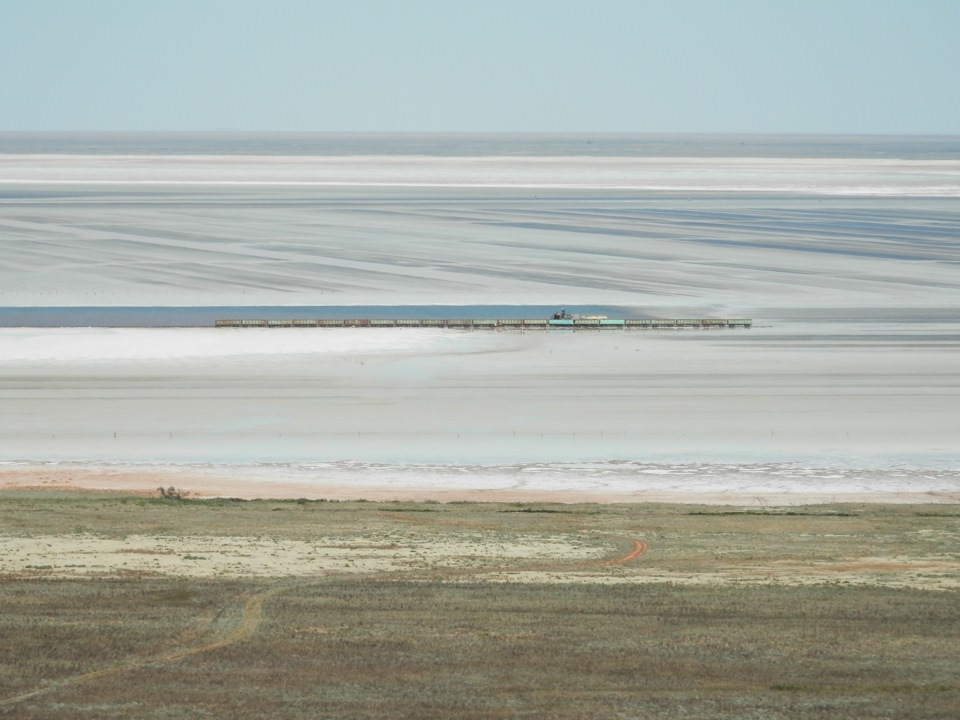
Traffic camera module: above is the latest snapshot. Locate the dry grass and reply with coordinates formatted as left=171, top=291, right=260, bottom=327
left=1, top=492, right=958, bottom=719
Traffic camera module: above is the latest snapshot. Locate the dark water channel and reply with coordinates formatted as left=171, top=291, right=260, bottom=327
left=0, top=305, right=635, bottom=328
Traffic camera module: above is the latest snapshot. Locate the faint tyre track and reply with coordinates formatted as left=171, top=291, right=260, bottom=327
left=0, top=584, right=286, bottom=709
left=379, top=511, right=648, bottom=572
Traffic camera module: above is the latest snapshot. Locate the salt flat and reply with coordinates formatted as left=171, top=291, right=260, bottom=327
left=1, top=152, right=958, bottom=500
left=1, top=325, right=958, bottom=500
left=1, top=186, right=958, bottom=316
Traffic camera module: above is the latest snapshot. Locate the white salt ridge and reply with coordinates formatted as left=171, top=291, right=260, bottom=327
left=0, top=327, right=449, bottom=363
left=3, top=155, right=959, bottom=195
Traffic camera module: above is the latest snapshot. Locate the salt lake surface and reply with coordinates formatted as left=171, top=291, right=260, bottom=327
left=1, top=133, right=958, bottom=498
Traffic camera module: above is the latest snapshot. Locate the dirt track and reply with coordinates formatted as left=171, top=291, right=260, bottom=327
left=0, top=584, right=288, bottom=709
left=0, top=531, right=649, bottom=708
left=598, top=538, right=648, bottom=565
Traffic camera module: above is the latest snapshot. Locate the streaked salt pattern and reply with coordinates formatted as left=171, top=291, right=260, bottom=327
left=3, top=155, right=960, bottom=195
left=2, top=187, right=958, bottom=311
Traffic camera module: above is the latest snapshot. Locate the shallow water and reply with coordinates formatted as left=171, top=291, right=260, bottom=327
left=0, top=305, right=631, bottom=328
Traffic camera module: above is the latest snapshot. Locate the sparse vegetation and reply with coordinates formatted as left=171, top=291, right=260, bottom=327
left=1, top=493, right=958, bottom=719
left=157, top=486, right=188, bottom=501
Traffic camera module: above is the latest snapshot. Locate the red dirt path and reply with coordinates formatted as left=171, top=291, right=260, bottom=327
left=598, top=538, right=648, bottom=565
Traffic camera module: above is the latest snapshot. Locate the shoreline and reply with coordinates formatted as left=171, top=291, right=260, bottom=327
left=3, top=467, right=958, bottom=506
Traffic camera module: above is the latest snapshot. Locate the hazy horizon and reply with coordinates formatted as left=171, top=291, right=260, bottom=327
left=3, top=131, right=959, bottom=160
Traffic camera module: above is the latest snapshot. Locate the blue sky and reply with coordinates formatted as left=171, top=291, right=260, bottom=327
left=3, top=0, right=959, bottom=133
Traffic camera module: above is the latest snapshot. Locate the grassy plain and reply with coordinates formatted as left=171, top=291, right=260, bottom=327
left=1, top=492, right=958, bottom=719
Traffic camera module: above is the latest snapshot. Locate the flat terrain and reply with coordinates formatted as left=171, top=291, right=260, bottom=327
left=2, top=148, right=959, bottom=717
left=2, top=161, right=958, bottom=471
left=3, top=324, right=960, bottom=470
left=2, top=493, right=959, bottom=718
left=3, top=177, right=959, bottom=312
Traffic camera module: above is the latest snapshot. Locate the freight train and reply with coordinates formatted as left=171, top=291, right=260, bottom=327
left=215, top=316, right=751, bottom=330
